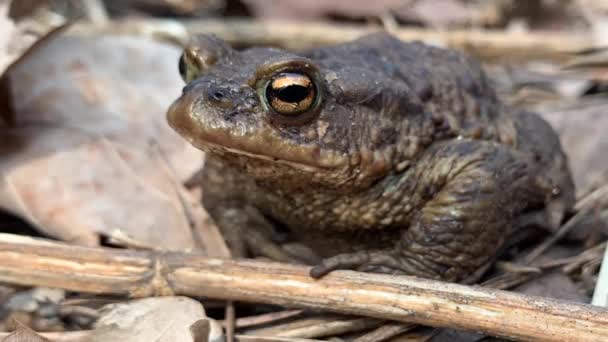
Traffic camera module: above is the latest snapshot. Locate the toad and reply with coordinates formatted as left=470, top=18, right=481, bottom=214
left=167, top=33, right=574, bottom=282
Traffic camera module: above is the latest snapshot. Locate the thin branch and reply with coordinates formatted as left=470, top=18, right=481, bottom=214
left=0, top=331, right=324, bottom=342
left=80, top=0, right=108, bottom=25
left=68, top=18, right=593, bottom=62
left=0, top=233, right=606, bottom=342
left=352, top=322, right=417, bottom=342
left=222, top=310, right=304, bottom=329
left=244, top=315, right=382, bottom=339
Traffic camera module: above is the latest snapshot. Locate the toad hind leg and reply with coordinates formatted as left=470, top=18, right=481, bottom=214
left=310, top=140, right=545, bottom=282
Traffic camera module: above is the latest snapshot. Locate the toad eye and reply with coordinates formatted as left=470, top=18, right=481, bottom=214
left=265, top=72, right=317, bottom=115
left=178, top=52, right=201, bottom=84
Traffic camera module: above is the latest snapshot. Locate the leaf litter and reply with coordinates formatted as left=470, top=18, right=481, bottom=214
left=0, top=1, right=608, bottom=341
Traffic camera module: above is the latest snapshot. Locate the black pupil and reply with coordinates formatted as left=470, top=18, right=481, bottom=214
left=276, top=85, right=310, bottom=103
left=178, top=55, right=186, bottom=78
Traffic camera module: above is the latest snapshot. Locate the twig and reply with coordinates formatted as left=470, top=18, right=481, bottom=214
left=68, top=18, right=593, bottom=62
left=236, top=338, right=323, bottom=342
left=0, top=330, right=90, bottom=342
left=224, top=302, right=236, bottom=342
left=57, top=305, right=100, bottom=321
left=524, top=204, right=596, bottom=264
left=156, top=142, right=236, bottom=341
left=352, top=322, right=417, bottom=342
left=537, top=241, right=606, bottom=271
left=576, top=184, right=608, bottom=212
left=222, top=310, right=304, bottom=329
left=0, top=331, right=324, bottom=342
left=80, top=0, right=108, bottom=25
left=0, top=233, right=606, bottom=341
left=245, top=315, right=382, bottom=339
left=154, top=141, right=229, bottom=258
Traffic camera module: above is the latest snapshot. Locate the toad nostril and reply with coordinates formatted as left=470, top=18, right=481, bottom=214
left=207, top=86, right=233, bottom=109
left=208, top=86, right=227, bottom=100
left=212, top=91, right=224, bottom=100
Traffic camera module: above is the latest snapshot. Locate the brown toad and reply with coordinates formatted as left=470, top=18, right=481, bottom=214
left=167, top=33, right=575, bottom=282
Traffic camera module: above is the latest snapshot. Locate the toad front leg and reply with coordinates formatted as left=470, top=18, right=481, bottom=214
left=202, top=157, right=292, bottom=261
left=311, top=140, right=545, bottom=282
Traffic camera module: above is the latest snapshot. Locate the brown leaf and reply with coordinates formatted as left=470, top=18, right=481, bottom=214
left=92, top=297, right=223, bottom=342
left=0, top=32, right=202, bottom=249
left=395, top=0, right=478, bottom=28
left=0, top=1, right=17, bottom=125
left=8, top=0, right=51, bottom=19
left=241, top=0, right=410, bottom=21
left=1, top=0, right=72, bottom=126
left=539, top=100, right=608, bottom=194
left=0, top=1, right=16, bottom=71
left=515, top=246, right=589, bottom=302
left=2, top=320, right=50, bottom=342
left=241, top=0, right=498, bottom=28
left=1, top=24, right=72, bottom=127
left=104, top=0, right=225, bottom=16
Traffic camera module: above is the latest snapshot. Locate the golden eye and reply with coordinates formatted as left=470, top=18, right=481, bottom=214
left=178, top=52, right=202, bottom=84
left=265, top=72, right=317, bottom=115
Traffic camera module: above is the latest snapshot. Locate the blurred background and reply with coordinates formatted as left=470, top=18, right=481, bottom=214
left=0, top=1, right=608, bottom=341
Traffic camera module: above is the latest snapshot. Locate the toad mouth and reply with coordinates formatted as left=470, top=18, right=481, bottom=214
left=167, top=99, right=348, bottom=172
left=197, top=140, right=327, bottom=172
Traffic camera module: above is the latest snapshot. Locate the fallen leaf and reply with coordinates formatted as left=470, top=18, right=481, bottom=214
left=0, top=1, right=17, bottom=73
left=92, top=297, right=223, bottom=342
left=0, top=32, right=202, bottom=249
left=6, top=288, right=65, bottom=313
left=240, top=0, right=499, bottom=28
left=431, top=329, right=486, bottom=342
left=515, top=246, right=590, bottom=303
left=241, top=0, right=410, bottom=21
left=104, top=0, right=225, bottom=16
left=0, top=0, right=17, bottom=125
left=2, top=320, right=50, bottom=342
left=539, top=100, right=608, bottom=194
left=396, top=0, right=479, bottom=28
left=7, top=0, right=49, bottom=19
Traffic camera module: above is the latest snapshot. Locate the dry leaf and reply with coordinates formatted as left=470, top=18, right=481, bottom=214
left=6, top=288, right=65, bottom=313
left=396, top=0, right=479, bottom=28
left=1, top=0, right=68, bottom=75
left=1, top=0, right=71, bottom=125
left=515, top=246, right=589, bottom=302
left=0, top=0, right=18, bottom=125
left=539, top=101, right=608, bottom=194
left=104, top=0, right=225, bottom=16
left=2, top=320, right=50, bottom=342
left=241, top=0, right=409, bottom=21
left=0, top=32, right=202, bottom=249
left=92, top=297, right=223, bottom=342
left=0, top=1, right=17, bottom=73
left=241, top=0, right=498, bottom=27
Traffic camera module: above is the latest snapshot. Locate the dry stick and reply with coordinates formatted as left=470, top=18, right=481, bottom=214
left=538, top=241, right=607, bottom=271
left=245, top=314, right=382, bottom=340
left=80, top=0, right=108, bottom=25
left=236, top=337, right=324, bottom=342
left=222, top=310, right=304, bottom=329
left=156, top=145, right=237, bottom=342
left=0, top=331, right=324, bottom=342
left=523, top=183, right=608, bottom=264
left=575, top=184, right=608, bottom=212
left=525, top=200, right=602, bottom=264
left=352, top=322, right=418, bottom=342
left=0, top=331, right=91, bottom=342
left=68, top=19, right=593, bottom=62
left=0, top=234, right=607, bottom=342
left=246, top=316, right=383, bottom=339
